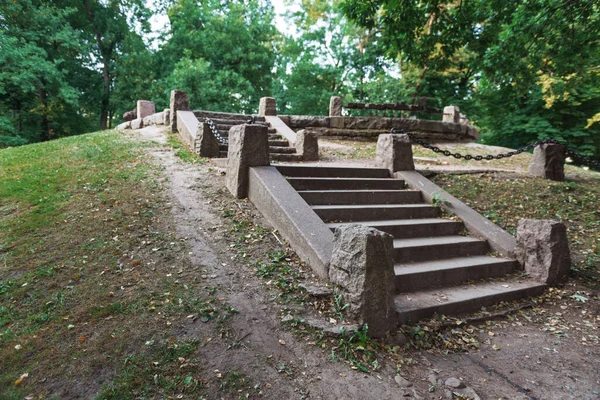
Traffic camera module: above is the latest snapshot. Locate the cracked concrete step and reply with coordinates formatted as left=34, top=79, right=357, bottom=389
left=394, top=255, right=518, bottom=292
left=271, top=153, right=303, bottom=162
left=327, top=218, right=463, bottom=238
left=277, top=165, right=390, bottom=178
left=288, top=177, right=406, bottom=191
left=394, top=278, right=546, bottom=324
left=393, top=235, right=488, bottom=263
left=299, top=189, right=422, bottom=205
left=312, top=203, right=438, bottom=222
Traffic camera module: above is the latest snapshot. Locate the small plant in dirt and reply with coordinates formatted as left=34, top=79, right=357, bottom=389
left=330, top=325, right=380, bottom=373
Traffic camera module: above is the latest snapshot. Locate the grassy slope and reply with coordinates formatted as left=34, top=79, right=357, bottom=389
left=0, top=132, right=232, bottom=399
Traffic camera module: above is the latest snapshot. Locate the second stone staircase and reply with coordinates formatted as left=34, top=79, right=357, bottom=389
left=276, top=165, right=546, bottom=324
left=193, top=110, right=303, bottom=161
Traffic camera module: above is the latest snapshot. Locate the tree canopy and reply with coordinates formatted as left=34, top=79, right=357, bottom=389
left=1, top=0, right=599, bottom=161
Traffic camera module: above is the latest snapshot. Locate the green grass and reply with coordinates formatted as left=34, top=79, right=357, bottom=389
left=431, top=173, right=600, bottom=285
left=166, top=133, right=208, bottom=165
left=0, top=131, right=228, bottom=398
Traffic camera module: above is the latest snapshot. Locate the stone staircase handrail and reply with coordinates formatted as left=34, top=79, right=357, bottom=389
left=265, top=115, right=297, bottom=146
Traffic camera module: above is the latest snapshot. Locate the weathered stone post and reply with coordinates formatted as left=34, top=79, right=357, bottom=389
left=376, top=133, right=415, bottom=172
left=226, top=124, right=270, bottom=198
left=442, top=105, right=460, bottom=123
left=295, top=129, right=319, bottom=161
left=528, top=143, right=565, bottom=181
left=329, top=96, right=342, bottom=117
left=258, top=97, right=277, bottom=116
left=169, top=90, right=190, bottom=133
left=137, top=100, right=155, bottom=119
left=196, top=122, right=220, bottom=157
left=515, top=219, right=571, bottom=284
left=329, top=224, right=396, bottom=337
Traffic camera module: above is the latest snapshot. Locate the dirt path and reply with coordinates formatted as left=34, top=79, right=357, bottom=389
left=132, top=126, right=600, bottom=400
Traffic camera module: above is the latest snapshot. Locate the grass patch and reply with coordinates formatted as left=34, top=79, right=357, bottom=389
left=0, top=131, right=224, bottom=398
left=431, top=173, right=600, bottom=285
left=166, top=133, right=208, bottom=165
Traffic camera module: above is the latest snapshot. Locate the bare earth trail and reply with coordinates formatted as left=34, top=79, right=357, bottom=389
left=133, top=126, right=600, bottom=400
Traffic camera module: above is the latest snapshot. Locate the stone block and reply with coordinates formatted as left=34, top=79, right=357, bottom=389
left=329, top=116, right=345, bottom=129
left=170, top=90, right=190, bottom=133
left=442, top=105, right=460, bottom=123
left=142, top=115, right=154, bottom=126
left=515, top=219, right=571, bottom=284
left=376, top=134, right=415, bottom=172
left=258, top=97, right=277, bottom=116
left=196, top=122, right=220, bottom=157
left=116, top=121, right=131, bottom=130
left=137, top=100, right=155, bottom=119
left=226, top=124, right=270, bottom=198
left=329, top=224, right=396, bottom=337
left=123, top=109, right=137, bottom=121
left=130, top=118, right=143, bottom=130
left=329, top=96, right=343, bottom=117
left=528, top=144, right=565, bottom=181
left=295, top=129, right=319, bottom=161
left=163, top=109, right=170, bottom=125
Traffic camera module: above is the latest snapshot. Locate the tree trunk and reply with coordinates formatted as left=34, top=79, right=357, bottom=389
left=38, top=83, right=50, bottom=142
left=100, top=53, right=110, bottom=130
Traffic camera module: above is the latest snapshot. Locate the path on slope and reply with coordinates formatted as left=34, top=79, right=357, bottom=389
left=132, top=125, right=600, bottom=400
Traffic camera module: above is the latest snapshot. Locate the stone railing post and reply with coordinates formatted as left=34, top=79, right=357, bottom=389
left=329, top=96, right=342, bottom=117
left=295, top=129, right=319, bottom=161
left=258, top=97, right=277, bottom=116
left=528, top=143, right=565, bottom=181
left=515, top=219, right=571, bottom=284
left=329, top=224, right=396, bottom=337
left=442, top=105, right=460, bottom=123
left=196, top=122, right=220, bottom=157
left=376, top=133, right=415, bottom=173
left=137, top=100, right=155, bottom=119
left=226, top=124, right=270, bottom=198
left=169, top=90, right=190, bottom=133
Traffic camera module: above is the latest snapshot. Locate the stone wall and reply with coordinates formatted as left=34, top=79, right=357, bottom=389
left=277, top=115, right=478, bottom=142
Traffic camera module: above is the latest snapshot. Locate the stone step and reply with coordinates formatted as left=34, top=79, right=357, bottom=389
left=277, top=165, right=390, bottom=178
left=215, top=128, right=277, bottom=136
left=393, top=235, right=488, bottom=263
left=395, top=278, right=546, bottom=324
left=327, top=218, right=462, bottom=238
left=269, top=139, right=290, bottom=147
left=205, top=118, right=253, bottom=126
left=299, top=189, right=422, bottom=205
left=269, top=146, right=295, bottom=154
left=394, top=255, right=518, bottom=292
left=219, top=150, right=228, bottom=158
left=193, top=110, right=266, bottom=121
left=312, top=203, right=438, bottom=222
left=270, top=153, right=304, bottom=162
left=288, top=177, right=405, bottom=191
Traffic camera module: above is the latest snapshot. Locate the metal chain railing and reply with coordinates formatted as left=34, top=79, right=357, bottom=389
left=391, top=128, right=600, bottom=169
left=205, top=118, right=227, bottom=145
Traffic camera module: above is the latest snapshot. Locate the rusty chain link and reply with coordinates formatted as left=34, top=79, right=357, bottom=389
left=391, top=128, right=600, bottom=169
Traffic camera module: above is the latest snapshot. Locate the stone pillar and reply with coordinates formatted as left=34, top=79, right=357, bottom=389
left=376, top=134, right=415, bottom=172
left=169, top=90, right=190, bottom=133
left=258, top=97, right=277, bottom=116
left=442, top=106, right=460, bottom=123
left=137, top=100, right=155, bottom=119
left=528, top=143, right=565, bottom=181
left=329, top=96, right=342, bottom=117
left=329, top=224, right=396, bottom=337
left=295, top=129, right=319, bottom=161
left=515, top=219, right=571, bottom=284
left=226, top=124, right=270, bottom=198
left=163, top=109, right=170, bottom=125
left=195, top=122, right=220, bottom=157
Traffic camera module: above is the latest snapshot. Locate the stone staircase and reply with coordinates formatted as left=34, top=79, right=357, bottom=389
left=192, top=110, right=303, bottom=161
left=276, top=164, right=546, bottom=324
